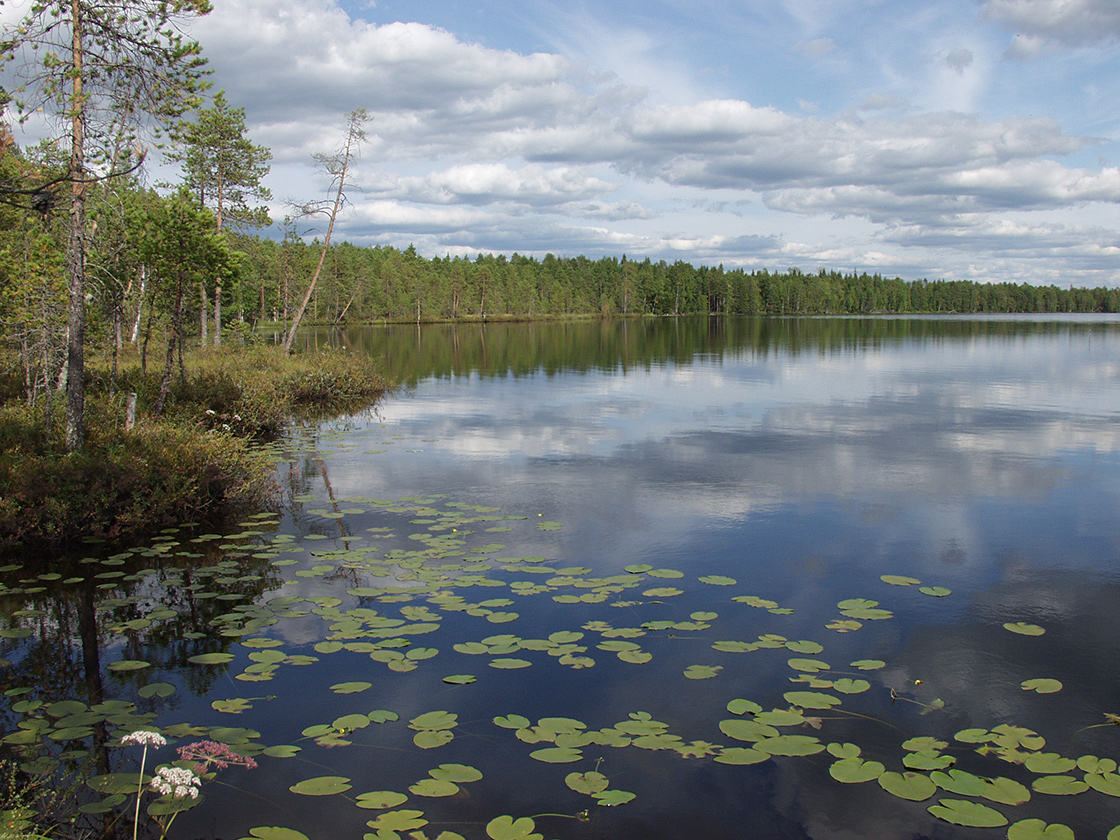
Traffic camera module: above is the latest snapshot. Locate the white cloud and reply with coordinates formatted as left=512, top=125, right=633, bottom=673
left=982, top=0, right=1120, bottom=49
left=135, top=0, right=1120, bottom=285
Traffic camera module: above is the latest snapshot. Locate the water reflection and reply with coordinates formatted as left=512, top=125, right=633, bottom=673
left=6, top=316, right=1120, bottom=839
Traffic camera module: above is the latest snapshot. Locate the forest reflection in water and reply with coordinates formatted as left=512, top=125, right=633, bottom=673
left=5, top=315, right=1120, bottom=840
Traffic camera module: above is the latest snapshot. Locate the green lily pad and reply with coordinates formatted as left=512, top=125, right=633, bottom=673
left=493, top=714, right=531, bottom=730
left=1025, top=753, right=1077, bottom=774
left=617, top=649, right=653, bottom=664
left=212, top=698, right=252, bottom=714
left=850, top=659, right=885, bottom=670
left=565, top=771, right=609, bottom=794
left=683, top=665, right=722, bottom=680
left=1007, top=819, right=1074, bottom=840
left=726, top=699, right=763, bottom=716
left=489, top=658, right=532, bottom=669
left=330, top=681, right=372, bottom=694
left=593, top=789, right=636, bottom=806
left=829, top=757, right=884, bottom=783
left=443, top=674, right=477, bottom=685
left=355, top=791, right=409, bottom=810
left=919, top=586, right=951, bottom=597
left=1032, top=776, right=1088, bottom=795
left=409, top=779, right=459, bottom=797
left=138, top=683, right=176, bottom=699
left=245, top=828, right=311, bottom=840
left=928, top=798, right=1007, bottom=827
left=831, top=678, right=870, bottom=694
left=430, top=764, right=483, bottom=783
left=878, top=771, right=937, bottom=801
left=698, top=575, right=737, bottom=586
left=1086, top=772, right=1120, bottom=797
left=753, top=735, right=824, bottom=756
left=1004, top=622, right=1045, bottom=636
left=719, top=719, right=779, bottom=742
left=880, top=575, right=921, bottom=586
left=486, top=815, right=542, bottom=840
left=289, top=776, right=352, bottom=796
left=787, top=658, right=831, bottom=673
left=1021, top=678, right=1063, bottom=694
left=783, top=691, right=841, bottom=710
left=410, top=711, right=458, bottom=731
left=369, top=809, right=428, bottom=833
left=529, top=747, right=583, bottom=763
left=714, top=747, right=769, bottom=765
left=413, top=730, right=454, bottom=750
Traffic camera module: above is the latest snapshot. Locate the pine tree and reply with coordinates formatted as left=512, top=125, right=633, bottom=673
left=169, top=90, right=272, bottom=344
left=2, top=0, right=211, bottom=450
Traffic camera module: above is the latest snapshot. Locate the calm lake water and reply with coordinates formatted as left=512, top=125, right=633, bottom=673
left=8, top=315, right=1120, bottom=840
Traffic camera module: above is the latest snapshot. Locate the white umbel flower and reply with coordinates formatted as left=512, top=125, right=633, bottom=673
left=150, top=766, right=201, bottom=799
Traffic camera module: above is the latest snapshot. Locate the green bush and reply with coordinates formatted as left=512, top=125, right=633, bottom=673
left=0, top=404, right=277, bottom=549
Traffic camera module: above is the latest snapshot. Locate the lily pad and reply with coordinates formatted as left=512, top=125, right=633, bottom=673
left=1004, top=622, right=1045, bottom=636
left=245, top=828, right=311, bottom=840
left=1021, top=678, right=1063, bottom=694
left=529, top=747, right=582, bottom=764
left=565, top=771, right=609, bottom=794
left=1007, top=819, right=1074, bottom=840
left=753, top=735, right=824, bottom=756
left=878, top=771, right=937, bottom=801
left=330, top=681, right=372, bottom=694
left=919, top=586, right=952, bottom=597
left=1032, top=776, right=1088, bottom=795
left=486, top=815, right=542, bottom=840
left=289, top=776, right=352, bottom=796
left=829, top=757, right=885, bottom=783
left=355, top=791, right=409, bottom=810
left=881, top=575, right=921, bottom=586
left=409, top=779, right=459, bottom=797
left=683, top=665, right=722, bottom=680
left=593, top=789, right=636, bottom=806
left=928, top=798, right=1007, bottom=828
left=784, top=691, right=841, bottom=710
left=714, top=747, right=769, bottom=765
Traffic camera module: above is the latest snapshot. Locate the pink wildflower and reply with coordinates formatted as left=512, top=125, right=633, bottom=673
left=177, top=740, right=258, bottom=776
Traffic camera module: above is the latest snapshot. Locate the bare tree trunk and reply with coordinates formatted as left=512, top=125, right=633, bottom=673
left=282, top=109, right=367, bottom=354
left=200, top=280, right=207, bottom=345
left=64, top=0, right=86, bottom=452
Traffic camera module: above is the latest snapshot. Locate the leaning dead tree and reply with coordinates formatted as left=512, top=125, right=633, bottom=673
left=281, top=108, right=368, bottom=355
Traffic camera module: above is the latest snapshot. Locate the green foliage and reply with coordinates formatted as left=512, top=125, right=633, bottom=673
left=0, top=402, right=276, bottom=549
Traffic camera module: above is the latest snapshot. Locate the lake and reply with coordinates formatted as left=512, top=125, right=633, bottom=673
left=7, top=315, right=1120, bottom=840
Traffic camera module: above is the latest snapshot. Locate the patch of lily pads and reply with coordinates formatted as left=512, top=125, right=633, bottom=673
left=0, top=487, right=1118, bottom=839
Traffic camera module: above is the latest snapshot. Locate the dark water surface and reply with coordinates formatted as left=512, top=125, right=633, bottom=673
left=9, top=315, right=1120, bottom=840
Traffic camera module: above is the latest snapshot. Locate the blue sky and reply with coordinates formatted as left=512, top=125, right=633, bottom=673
left=11, top=0, right=1120, bottom=286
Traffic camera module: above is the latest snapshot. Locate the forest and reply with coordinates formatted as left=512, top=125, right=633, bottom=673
left=231, top=236, right=1120, bottom=327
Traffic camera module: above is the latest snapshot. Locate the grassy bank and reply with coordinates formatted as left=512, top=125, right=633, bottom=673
left=0, top=346, right=393, bottom=551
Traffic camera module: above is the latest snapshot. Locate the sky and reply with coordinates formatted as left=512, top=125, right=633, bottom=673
left=8, top=0, right=1120, bottom=286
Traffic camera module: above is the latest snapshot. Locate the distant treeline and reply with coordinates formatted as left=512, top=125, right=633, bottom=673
left=229, top=235, right=1120, bottom=323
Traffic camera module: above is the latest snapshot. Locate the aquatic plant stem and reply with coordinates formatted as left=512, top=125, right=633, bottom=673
left=132, top=744, right=148, bottom=840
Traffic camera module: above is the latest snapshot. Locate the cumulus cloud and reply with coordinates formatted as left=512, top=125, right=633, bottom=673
left=982, top=0, right=1120, bottom=49
left=164, top=0, right=1120, bottom=284
left=360, top=163, right=618, bottom=207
